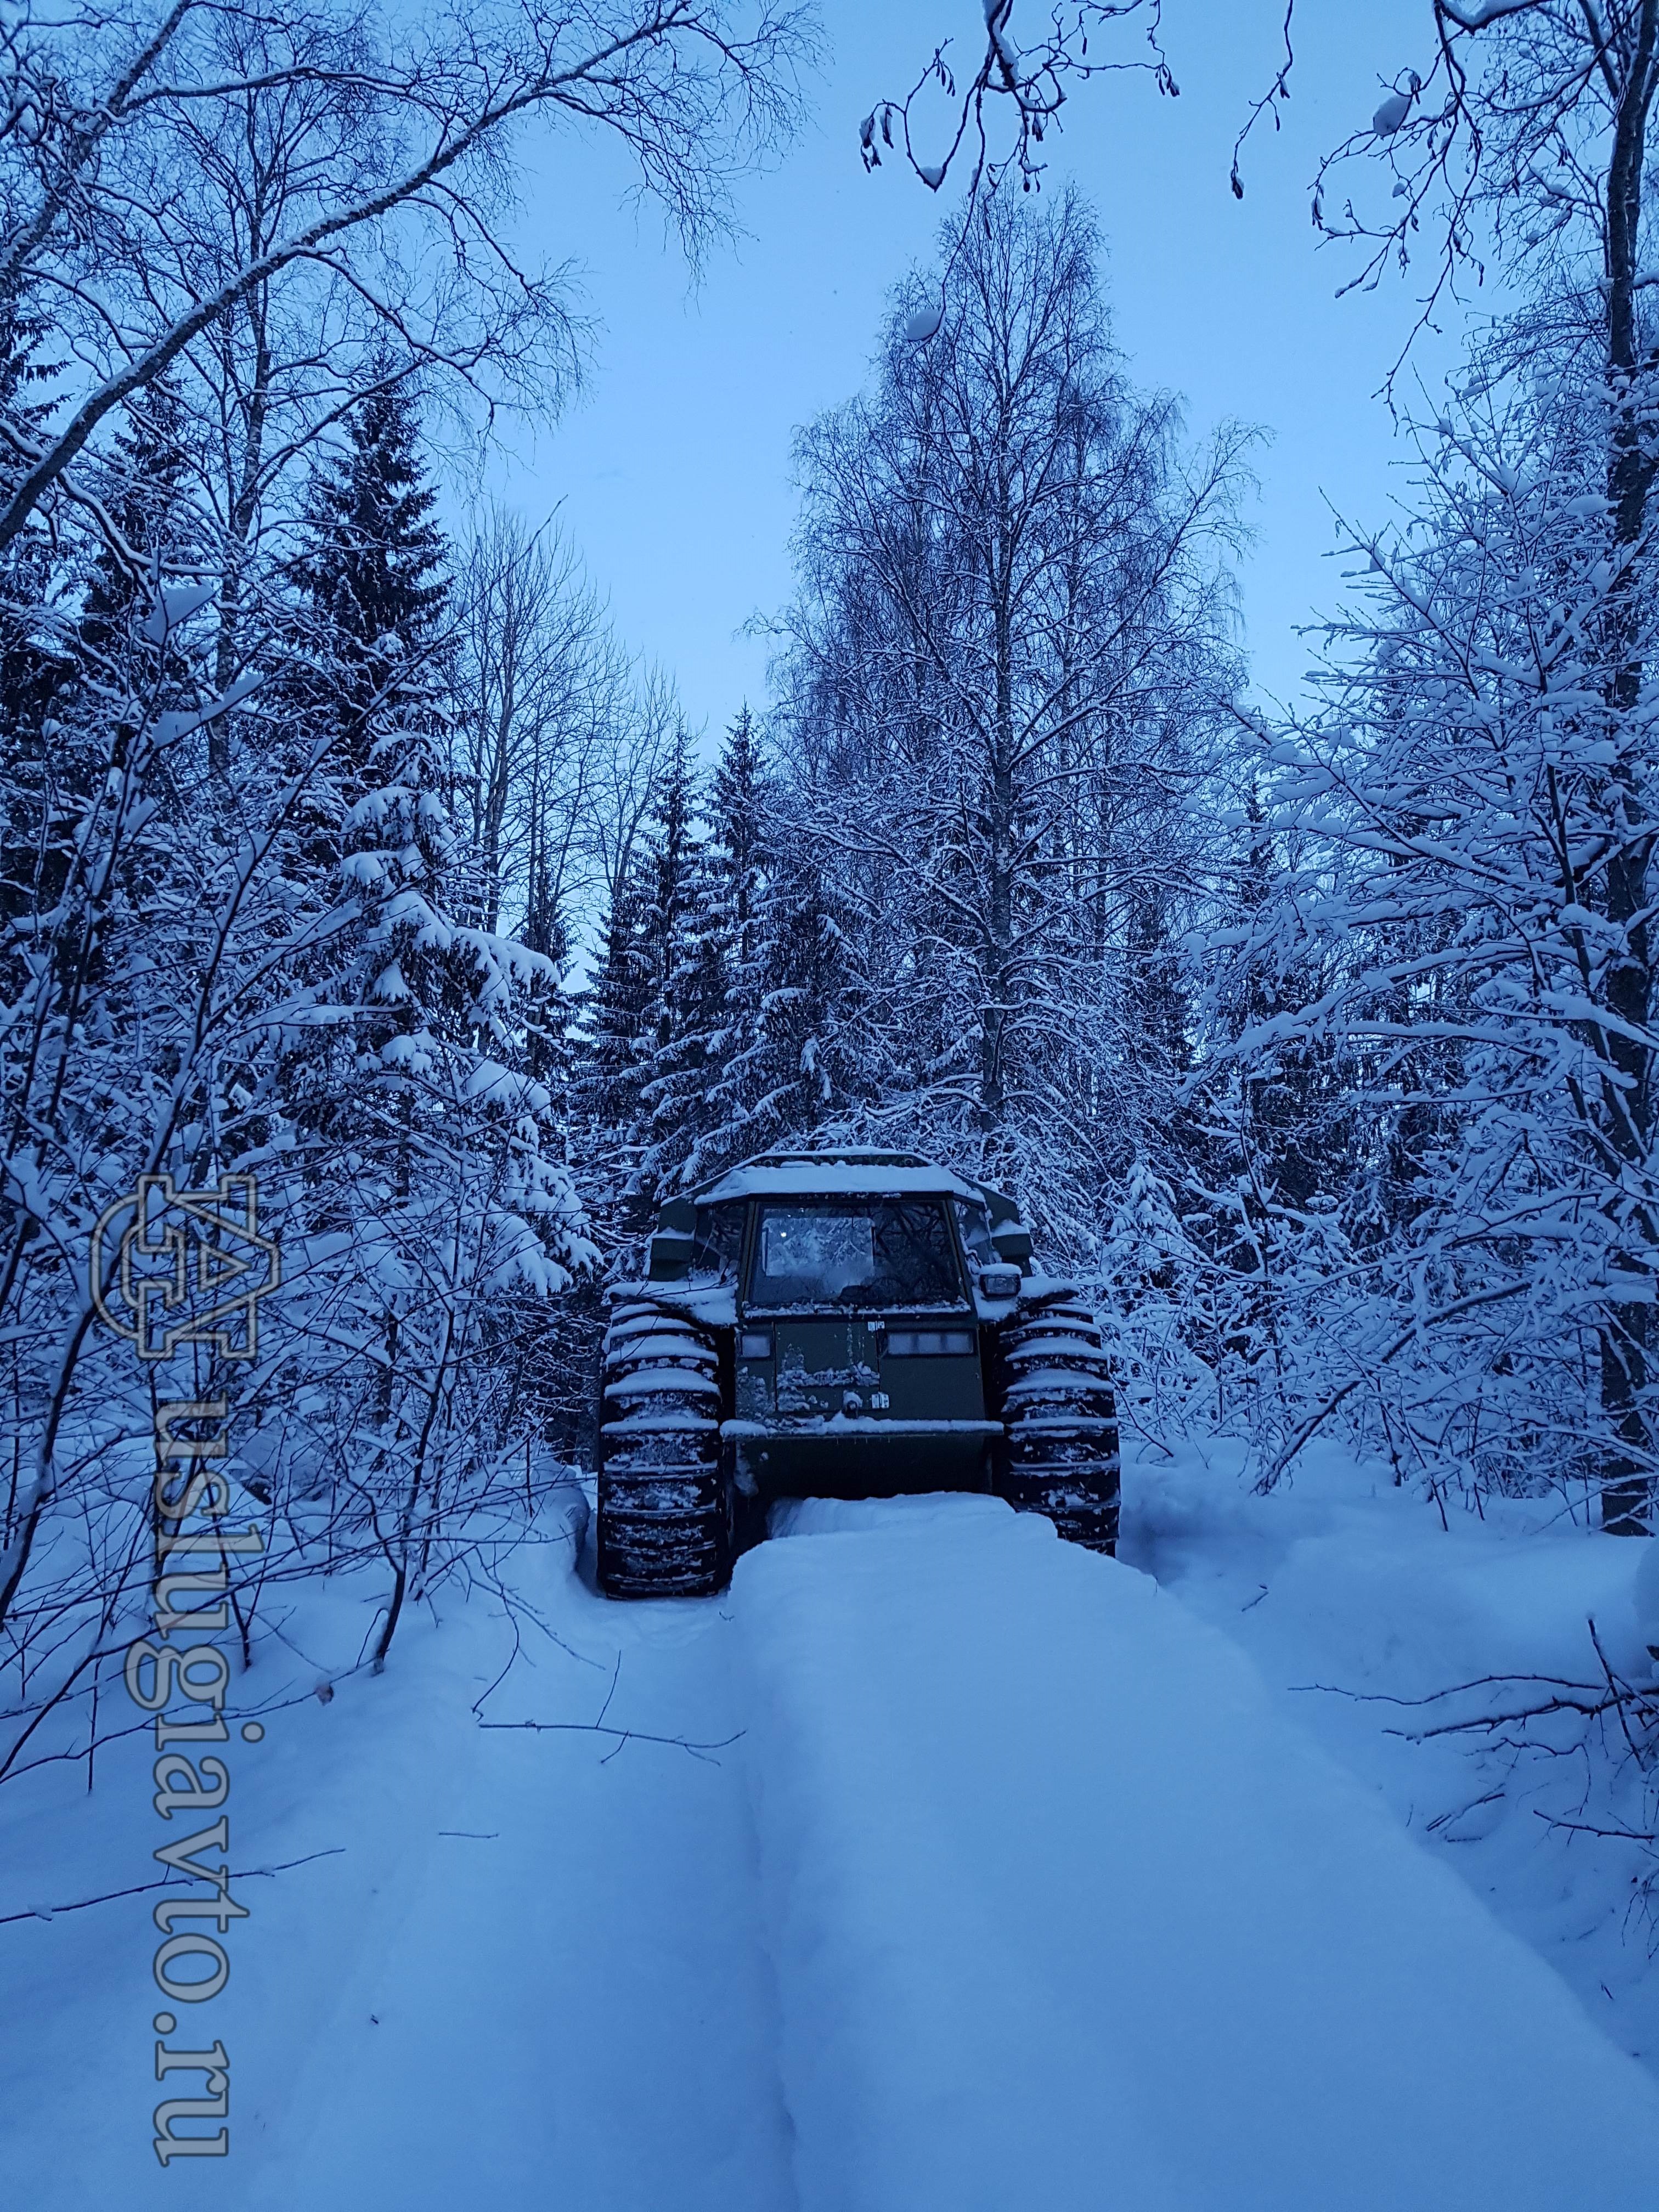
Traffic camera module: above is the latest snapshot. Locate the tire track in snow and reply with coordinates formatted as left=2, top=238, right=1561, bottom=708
left=228, top=1538, right=797, bottom=2212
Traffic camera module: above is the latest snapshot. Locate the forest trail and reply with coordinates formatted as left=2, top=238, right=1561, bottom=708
left=239, top=1493, right=1659, bottom=2210
left=228, top=1551, right=797, bottom=2212
left=4, top=1506, right=795, bottom=2212
left=734, top=1496, right=1659, bottom=2211
left=12, top=1488, right=1659, bottom=2211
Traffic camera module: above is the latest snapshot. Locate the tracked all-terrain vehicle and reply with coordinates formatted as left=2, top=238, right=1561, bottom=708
left=594, top=1151, right=1119, bottom=1598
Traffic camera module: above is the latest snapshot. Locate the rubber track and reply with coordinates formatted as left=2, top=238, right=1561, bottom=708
left=994, top=1293, right=1120, bottom=1553
left=596, top=1296, right=729, bottom=1598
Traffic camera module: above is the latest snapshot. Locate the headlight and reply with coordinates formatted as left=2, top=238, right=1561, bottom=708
left=976, top=1265, right=1022, bottom=1300
left=738, top=1329, right=774, bottom=1359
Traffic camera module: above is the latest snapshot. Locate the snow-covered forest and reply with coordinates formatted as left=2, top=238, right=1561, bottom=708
left=9, top=1, right=1659, bottom=2202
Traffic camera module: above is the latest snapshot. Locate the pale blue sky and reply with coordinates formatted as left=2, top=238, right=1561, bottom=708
left=487, top=2, right=1462, bottom=738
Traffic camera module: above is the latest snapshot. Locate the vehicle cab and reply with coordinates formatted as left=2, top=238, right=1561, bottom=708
left=644, top=1152, right=1031, bottom=1503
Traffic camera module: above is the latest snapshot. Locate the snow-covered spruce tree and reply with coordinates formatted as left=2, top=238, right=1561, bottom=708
left=1155, top=778, right=1370, bottom=1452
left=271, top=384, right=592, bottom=1668
left=274, top=375, right=459, bottom=1184
left=661, top=706, right=774, bottom=1183
left=632, top=728, right=723, bottom=1203
left=573, top=861, right=653, bottom=1212
left=518, top=855, right=575, bottom=1086
left=283, top=380, right=451, bottom=788
left=775, top=188, right=1248, bottom=1260
left=634, top=708, right=870, bottom=1186
left=78, top=381, right=194, bottom=661
left=747, top=804, right=862, bottom=1147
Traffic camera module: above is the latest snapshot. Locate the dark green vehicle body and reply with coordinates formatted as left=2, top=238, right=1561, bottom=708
left=595, top=1150, right=1118, bottom=1598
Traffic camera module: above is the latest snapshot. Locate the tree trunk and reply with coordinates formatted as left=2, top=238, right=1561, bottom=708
left=1597, top=1, right=1659, bottom=1532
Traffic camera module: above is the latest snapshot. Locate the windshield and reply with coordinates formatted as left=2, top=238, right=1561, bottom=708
left=749, top=1199, right=967, bottom=1310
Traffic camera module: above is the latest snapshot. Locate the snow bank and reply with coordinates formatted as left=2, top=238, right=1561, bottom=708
left=732, top=1496, right=1659, bottom=2212
left=1124, top=1443, right=1659, bottom=2068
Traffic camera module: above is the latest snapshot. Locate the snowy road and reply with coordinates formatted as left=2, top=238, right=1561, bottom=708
left=13, top=1486, right=1659, bottom=2210
left=6, top=1511, right=796, bottom=2212
left=231, top=1561, right=797, bottom=2212
left=738, top=1496, right=1659, bottom=2210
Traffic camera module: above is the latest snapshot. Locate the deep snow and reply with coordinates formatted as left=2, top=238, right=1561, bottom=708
left=738, top=1493, right=1659, bottom=2212
left=1, top=1498, right=792, bottom=2212
left=4, top=1449, right=1659, bottom=2209
left=1125, top=1435, right=1659, bottom=2073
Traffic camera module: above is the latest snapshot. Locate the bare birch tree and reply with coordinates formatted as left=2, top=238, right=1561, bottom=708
left=776, top=190, right=1248, bottom=1253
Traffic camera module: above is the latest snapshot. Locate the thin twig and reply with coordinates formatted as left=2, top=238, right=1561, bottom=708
left=0, top=1847, right=345, bottom=1929
left=479, top=1717, right=742, bottom=1763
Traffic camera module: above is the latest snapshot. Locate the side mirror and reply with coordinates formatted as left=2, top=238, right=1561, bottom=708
left=647, top=1197, right=697, bottom=1280
left=977, top=1263, right=1022, bottom=1301
left=647, top=1232, right=693, bottom=1282
left=991, top=1227, right=1032, bottom=1266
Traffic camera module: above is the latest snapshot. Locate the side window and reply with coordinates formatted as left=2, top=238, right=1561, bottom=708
left=689, top=1203, right=745, bottom=1283
left=951, top=1197, right=996, bottom=1267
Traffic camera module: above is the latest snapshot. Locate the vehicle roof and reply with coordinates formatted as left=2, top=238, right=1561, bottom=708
left=691, top=1150, right=988, bottom=1205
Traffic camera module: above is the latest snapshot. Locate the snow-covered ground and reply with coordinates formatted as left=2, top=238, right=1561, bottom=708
left=4, top=1447, right=1659, bottom=2208
left=1124, top=1435, right=1659, bottom=2076
left=740, top=1491, right=1659, bottom=2210
left=3, top=1496, right=792, bottom=2210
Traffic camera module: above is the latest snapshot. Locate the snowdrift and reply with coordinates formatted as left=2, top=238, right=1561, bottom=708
left=732, top=1495, right=1659, bottom=2212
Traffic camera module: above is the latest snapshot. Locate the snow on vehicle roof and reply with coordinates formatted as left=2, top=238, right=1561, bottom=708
left=693, top=1152, right=987, bottom=1205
